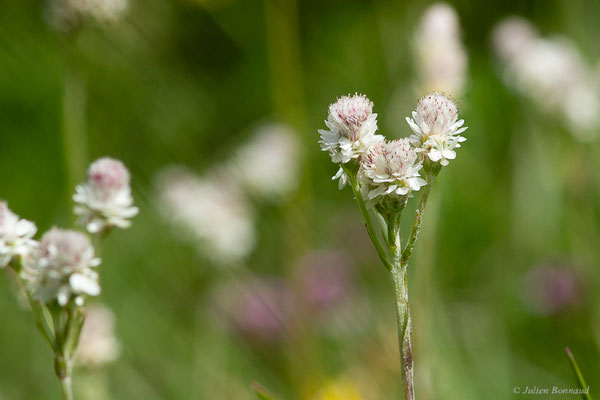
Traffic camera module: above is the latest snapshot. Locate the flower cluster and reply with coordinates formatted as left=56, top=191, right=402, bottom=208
left=2, top=157, right=136, bottom=307
left=155, top=122, right=303, bottom=266
left=0, top=202, right=37, bottom=268
left=319, top=92, right=467, bottom=205
left=74, top=157, right=139, bottom=234
left=24, top=228, right=101, bottom=306
left=414, top=3, right=467, bottom=97
left=492, top=17, right=600, bottom=141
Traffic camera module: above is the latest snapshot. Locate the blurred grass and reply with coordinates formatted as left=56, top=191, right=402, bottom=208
left=1, top=0, right=600, bottom=399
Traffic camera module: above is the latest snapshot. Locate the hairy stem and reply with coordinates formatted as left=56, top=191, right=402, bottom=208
left=392, top=264, right=414, bottom=400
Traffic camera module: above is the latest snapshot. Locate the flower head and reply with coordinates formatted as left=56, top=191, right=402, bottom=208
left=406, top=92, right=467, bottom=166
left=414, top=3, right=467, bottom=96
left=229, top=123, right=302, bottom=201
left=76, top=304, right=119, bottom=367
left=359, top=139, right=427, bottom=205
left=319, top=94, right=384, bottom=165
left=24, top=228, right=101, bottom=306
left=155, top=166, right=255, bottom=266
left=0, top=202, right=37, bottom=268
left=74, top=157, right=138, bottom=234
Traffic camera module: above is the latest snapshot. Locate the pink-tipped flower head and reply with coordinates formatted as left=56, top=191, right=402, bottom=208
left=88, top=158, right=130, bottom=201
left=359, top=139, right=427, bottom=206
left=0, top=201, right=37, bottom=268
left=74, top=157, right=138, bottom=233
left=406, top=92, right=467, bottom=166
left=319, top=93, right=384, bottom=166
left=24, top=228, right=101, bottom=306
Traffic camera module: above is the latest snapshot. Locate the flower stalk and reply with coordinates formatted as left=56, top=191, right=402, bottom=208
left=318, top=92, right=467, bottom=399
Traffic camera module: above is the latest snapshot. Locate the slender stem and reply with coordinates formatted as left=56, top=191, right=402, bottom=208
left=401, top=184, right=432, bottom=267
left=62, top=59, right=87, bottom=213
left=347, top=170, right=392, bottom=271
left=55, top=354, right=74, bottom=400
left=565, top=347, right=592, bottom=400
left=392, top=264, right=414, bottom=400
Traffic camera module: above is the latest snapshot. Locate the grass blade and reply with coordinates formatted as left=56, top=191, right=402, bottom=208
left=565, top=347, right=592, bottom=400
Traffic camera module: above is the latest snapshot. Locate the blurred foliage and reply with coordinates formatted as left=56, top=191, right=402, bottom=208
left=1, top=0, right=600, bottom=399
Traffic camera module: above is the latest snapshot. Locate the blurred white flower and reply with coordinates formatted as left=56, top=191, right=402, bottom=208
left=74, top=157, right=138, bottom=234
left=406, top=92, right=467, bottom=166
left=359, top=139, right=426, bottom=206
left=155, top=167, right=255, bottom=266
left=319, top=94, right=384, bottom=187
left=414, top=3, right=467, bottom=97
left=76, top=304, right=119, bottom=367
left=24, top=228, right=101, bottom=306
left=228, top=123, right=302, bottom=201
left=0, top=202, right=37, bottom=268
left=492, top=17, right=600, bottom=141
left=47, top=0, right=128, bottom=31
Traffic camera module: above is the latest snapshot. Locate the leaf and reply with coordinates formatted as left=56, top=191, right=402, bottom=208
left=565, top=347, right=592, bottom=400
left=251, top=382, right=281, bottom=400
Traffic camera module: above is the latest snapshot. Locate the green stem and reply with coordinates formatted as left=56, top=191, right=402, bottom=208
left=62, top=59, right=87, bottom=211
left=565, top=347, right=592, bottom=400
left=347, top=170, right=392, bottom=271
left=392, top=264, right=414, bottom=400
left=55, top=354, right=74, bottom=400
left=401, top=184, right=432, bottom=266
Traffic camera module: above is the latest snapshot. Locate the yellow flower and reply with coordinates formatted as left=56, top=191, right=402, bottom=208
left=313, top=380, right=362, bottom=400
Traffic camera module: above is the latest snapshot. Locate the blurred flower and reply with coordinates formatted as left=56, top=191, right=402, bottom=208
left=228, top=123, right=303, bottom=201
left=47, top=0, right=128, bottom=31
left=406, top=92, right=467, bottom=166
left=215, top=278, right=292, bottom=342
left=359, top=139, right=426, bottom=206
left=319, top=94, right=384, bottom=188
left=312, top=379, right=362, bottom=400
left=24, top=228, right=101, bottom=306
left=76, top=304, right=119, bottom=367
left=74, top=157, right=138, bottom=234
left=0, top=202, right=37, bottom=268
left=521, top=264, right=581, bottom=316
left=414, top=3, right=467, bottom=97
left=297, top=250, right=354, bottom=311
left=155, top=166, right=255, bottom=266
left=492, top=17, right=600, bottom=141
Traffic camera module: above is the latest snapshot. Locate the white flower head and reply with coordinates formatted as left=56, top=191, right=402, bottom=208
left=360, top=139, right=427, bottom=206
left=319, top=93, right=384, bottom=165
left=74, top=157, right=138, bottom=234
left=24, top=228, right=101, bottom=306
left=414, top=3, right=467, bottom=96
left=76, top=304, right=119, bottom=367
left=155, top=167, right=255, bottom=266
left=47, top=0, right=128, bottom=31
left=0, top=202, right=37, bottom=268
left=492, top=17, right=600, bottom=141
left=229, top=123, right=302, bottom=201
left=406, top=92, right=467, bottom=166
